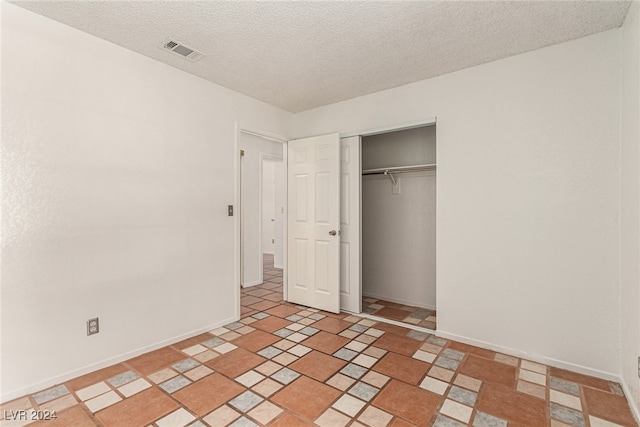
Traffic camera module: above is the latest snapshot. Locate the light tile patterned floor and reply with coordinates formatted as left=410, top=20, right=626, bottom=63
left=362, top=297, right=437, bottom=330
left=1, top=255, right=636, bottom=426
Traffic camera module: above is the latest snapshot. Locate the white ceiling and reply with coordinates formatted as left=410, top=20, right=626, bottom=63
left=11, top=1, right=632, bottom=113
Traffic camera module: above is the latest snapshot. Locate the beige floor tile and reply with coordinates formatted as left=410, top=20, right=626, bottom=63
left=193, top=350, right=219, bottom=363
left=429, top=366, right=455, bottom=382
left=39, top=394, right=78, bottom=413
left=357, top=405, right=393, bottom=427
left=440, top=399, right=472, bottom=423
left=118, top=378, right=151, bottom=397
left=255, top=360, right=282, bottom=376
left=327, top=373, right=356, bottom=391
left=340, top=330, right=360, bottom=339
left=332, top=394, right=366, bottom=417
left=588, top=416, right=626, bottom=427
left=316, top=408, right=351, bottom=427
left=517, top=380, right=546, bottom=399
left=361, top=371, right=390, bottom=388
left=252, top=378, right=283, bottom=398
left=155, top=408, right=195, bottom=427
left=550, top=389, right=582, bottom=410
left=184, top=365, right=214, bottom=382
left=520, top=359, right=547, bottom=374
left=248, top=401, right=284, bottom=424
left=420, top=376, right=449, bottom=395
left=148, top=368, right=178, bottom=384
left=84, top=390, right=121, bottom=413
left=273, top=340, right=296, bottom=351
left=202, top=405, right=240, bottom=427
left=413, top=350, right=436, bottom=363
left=453, top=374, right=482, bottom=392
left=75, top=382, right=110, bottom=401
left=272, top=352, right=298, bottom=366
left=182, top=344, right=207, bottom=356
left=494, top=353, right=519, bottom=366
left=363, top=346, right=387, bottom=358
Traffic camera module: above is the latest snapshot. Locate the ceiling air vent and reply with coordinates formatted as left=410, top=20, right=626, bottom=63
left=160, top=38, right=205, bottom=62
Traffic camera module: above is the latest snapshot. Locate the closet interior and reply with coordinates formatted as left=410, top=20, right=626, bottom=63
left=361, top=125, right=437, bottom=330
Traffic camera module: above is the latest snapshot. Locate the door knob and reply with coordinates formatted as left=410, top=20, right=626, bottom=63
left=329, top=230, right=337, bottom=236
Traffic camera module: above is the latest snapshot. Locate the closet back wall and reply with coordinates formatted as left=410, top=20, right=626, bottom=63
left=362, top=126, right=436, bottom=309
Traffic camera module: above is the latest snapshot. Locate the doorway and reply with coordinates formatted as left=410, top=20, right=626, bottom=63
left=239, top=129, right=285, bottom=289
left=359, top=124, right=437, bottom=331
left=240, top=253, right=284, bottom=316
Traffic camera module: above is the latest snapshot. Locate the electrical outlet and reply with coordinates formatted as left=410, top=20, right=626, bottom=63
left=87, top=318, right=99, bottom=336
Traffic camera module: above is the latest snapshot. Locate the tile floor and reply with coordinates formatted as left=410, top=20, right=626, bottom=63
left=1, top=255, right=637, bottom=427
left=362, top=297, right=437, bottom=331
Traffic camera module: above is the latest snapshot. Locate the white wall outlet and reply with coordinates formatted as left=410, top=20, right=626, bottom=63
left=87, top=318, right=99, bottom=336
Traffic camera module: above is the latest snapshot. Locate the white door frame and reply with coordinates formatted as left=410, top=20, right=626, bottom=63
left=343, top=116, right=437, bottom=320
left=234, top=123, right=289, bottom=320
left=338, top=136, right=362, bottom=313
left=341, top=117, right=437, bottom=138
left=260, top=155, right=280, bottom=257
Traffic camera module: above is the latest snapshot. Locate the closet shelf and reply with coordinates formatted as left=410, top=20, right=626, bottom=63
left=362, top=163, right=437, bottom=175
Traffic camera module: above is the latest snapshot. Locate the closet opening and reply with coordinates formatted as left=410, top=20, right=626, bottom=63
left=360, top=124, right=437, bottom=330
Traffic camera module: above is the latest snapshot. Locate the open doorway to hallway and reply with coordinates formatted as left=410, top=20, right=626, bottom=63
left=241, top=254, right=283, bottom=316
left=239, top=130, right=285, bottom=288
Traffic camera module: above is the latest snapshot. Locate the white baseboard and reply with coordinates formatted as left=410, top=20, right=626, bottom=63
left=620, top=379, right=640, bottom=425
left=359, top=313, right=435, bottom=334
left=1, top=315, right=237, bottom=403
left=241, top=280, right=263, bottom=288
left=362, top=292, right=436, bottom=311
left=436, top=329, right=621, bottom=382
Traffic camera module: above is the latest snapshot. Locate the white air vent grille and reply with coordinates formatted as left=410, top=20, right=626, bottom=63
left=160, top=38, right=205, bottom=62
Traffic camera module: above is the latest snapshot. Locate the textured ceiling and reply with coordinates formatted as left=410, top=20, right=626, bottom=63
left=11, top=1, right=632, bottom=113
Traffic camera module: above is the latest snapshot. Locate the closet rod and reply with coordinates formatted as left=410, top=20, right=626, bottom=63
left=361, top=163, right=437, bottom=175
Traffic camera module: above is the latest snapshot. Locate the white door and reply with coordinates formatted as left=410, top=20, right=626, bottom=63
left=340, top=136, right=361, bottom=313
left=287, top=133, right=341, bottom=313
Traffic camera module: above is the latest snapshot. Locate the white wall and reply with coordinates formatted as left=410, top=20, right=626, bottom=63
left=239, top=133, right=284, bottom=286
left=295, top=30, right=621, bottom=377
left=620, top=1, right=640, bottom=414
left=0, top=2, right=292, bottom=401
